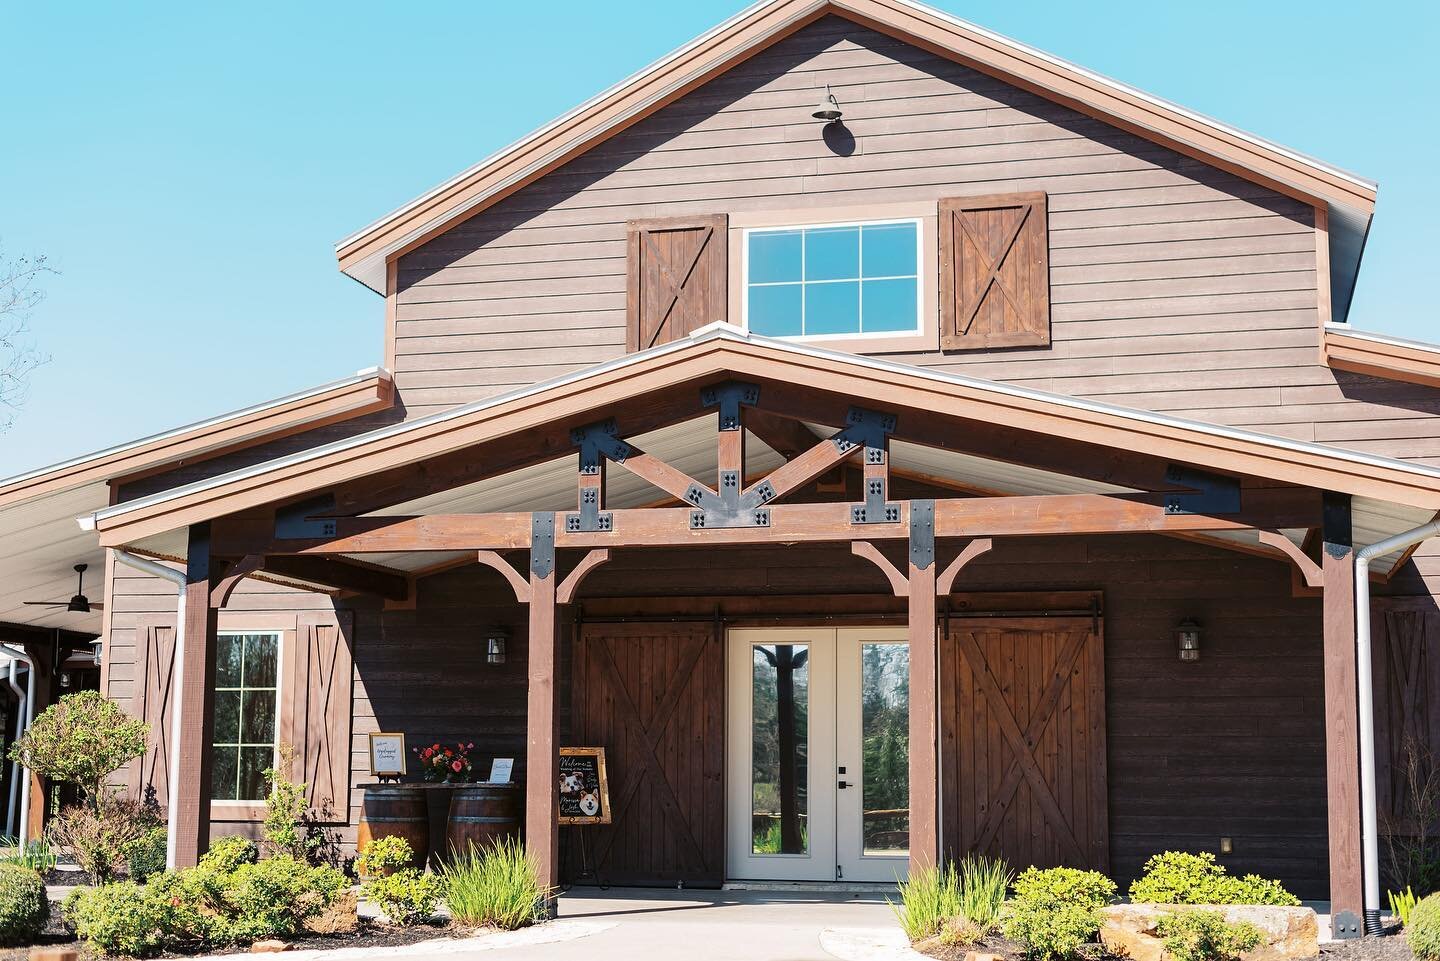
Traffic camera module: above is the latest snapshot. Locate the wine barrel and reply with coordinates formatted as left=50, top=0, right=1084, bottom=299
left=444, top=784, right=522, bottom=859
left=356, top=786, right=428, bottom=870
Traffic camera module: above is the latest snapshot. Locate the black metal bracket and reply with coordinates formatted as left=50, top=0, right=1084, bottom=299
left=564, top=487, right=612, bottom=534
left=570, top=419, right=633, bottom=475
left=1331, top=910, right=1362, bottom=940
left=909, top=499, right=935, bottom=570
left=686, top=471, right=775, bottom=529
left=852, top=476, right=901, bottom=525
left=829, top=406, right=897, bottom=455
left=700, top=381, right=760, bottom=431
left=531, top=512, right=556, bottom=579
left=275, top=494, right=337, bottom=539
left=1162, top=464, right=1241, bottom=515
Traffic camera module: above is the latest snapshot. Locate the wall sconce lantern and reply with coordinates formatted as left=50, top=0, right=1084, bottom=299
left=811, top=85, right=843, bottom=123
left=90, top=637, right=104, bottom=666
left=486, top=631, right=508, bottom=666
left=1176, top=619, right=1202, bottom=662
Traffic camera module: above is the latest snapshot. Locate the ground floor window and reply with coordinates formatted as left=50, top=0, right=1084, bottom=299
left=211, top=631, right=280, bottom=802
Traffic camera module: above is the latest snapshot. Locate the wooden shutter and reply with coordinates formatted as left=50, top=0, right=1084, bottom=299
left=626, top=214, right=728, bottom=351
left=939, top=192, right=1050, bottom=350
left=939, top=615, right=1108, bottom=871
left=1370, top=598, right=1440, bottom=831
left=289, top=611, right=354, bottom=823
left=129, top=615, right=178, bottom=808
left=568, top=621, right=724, bottom=887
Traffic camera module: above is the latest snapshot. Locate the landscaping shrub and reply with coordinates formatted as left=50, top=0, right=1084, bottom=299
left=1002, top=866, right=1116, bottom=961
left=1408, top=893, right=1440, bottom=960
left=440, top=837, right=549, bottom=930
left=356, top=834, right=414, bottom=878
left=1129, top=852, right=1300, bottom=907
left=365, top=868, right=444, bottom=926
left=8, top=691, right=146, bottom=807
left=1157, top=909, right=1263, bottom=961
left=49, top=794, right=164, bottom=885
left=891, top=862, right=960, bottom=942
left=64, top=882, right=173, bottom=958
left=0, top=864, right=48, bottom=946
left=1393, top=886, right=1420, bottom=927
left=122, top=826, right=168, bottom=882
left=220, top=855, right=349, bottom=942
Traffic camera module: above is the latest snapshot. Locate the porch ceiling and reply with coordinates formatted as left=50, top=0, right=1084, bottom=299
left=0, top=483, right=107, bottom=633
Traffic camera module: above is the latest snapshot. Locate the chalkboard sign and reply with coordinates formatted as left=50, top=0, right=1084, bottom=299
left=557, top=747, right=610, bottom=825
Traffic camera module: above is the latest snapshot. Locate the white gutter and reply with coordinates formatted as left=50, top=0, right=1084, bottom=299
left=0, top=646, right=34, bottom=849
left=1355, top=520, right=1440, bottom=934
left=111, top=550, right=187, bottom=871
left=5, top=660, right=23, bottom=839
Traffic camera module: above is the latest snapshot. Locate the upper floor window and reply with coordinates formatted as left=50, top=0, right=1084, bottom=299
left=212, top=631, right=281, bottom=802
left=743, top=219, right=921, bottom=340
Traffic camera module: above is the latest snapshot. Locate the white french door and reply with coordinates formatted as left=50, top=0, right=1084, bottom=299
left=726, top=627, right=910, bottom=883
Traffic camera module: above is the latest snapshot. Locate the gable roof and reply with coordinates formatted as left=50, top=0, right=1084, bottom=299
left=81, top=325, right=1440, bottom=565
left=334, top=0, right=1376, bottom=317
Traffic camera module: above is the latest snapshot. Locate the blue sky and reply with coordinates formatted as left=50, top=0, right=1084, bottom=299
left=1, top=1, right=1435, bottom=475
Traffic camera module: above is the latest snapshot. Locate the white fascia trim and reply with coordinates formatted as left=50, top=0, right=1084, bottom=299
left=83, top=324, right=1440, bottom=533
left=1325, top=323, right=1440, bottom=354
left=335, top=0, right=1374, bottom=282
left=3, top=367, right=390, bottom=493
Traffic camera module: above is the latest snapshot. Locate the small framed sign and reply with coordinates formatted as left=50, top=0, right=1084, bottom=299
left=489, top=757, right=514, bottom=784
left=558, top=747, right=610, bottom=825
left=368, top=732, right=407, bottom=778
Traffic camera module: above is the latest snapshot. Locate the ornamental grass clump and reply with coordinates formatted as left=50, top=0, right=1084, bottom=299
left=1157, top=909, right=1263, bottom=961
left=1129, top=851, right=1300, bottom=907
left=1001, top=866, right=1116, bottom=961
left=441, top=837, right=550, bottom=930
left=891, top=862, right=961, bottom=943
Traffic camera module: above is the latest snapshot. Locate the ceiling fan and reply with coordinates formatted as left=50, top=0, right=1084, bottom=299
left=25, top=563, right=103, bottom=614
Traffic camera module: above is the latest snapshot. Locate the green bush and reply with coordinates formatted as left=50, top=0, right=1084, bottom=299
left=220, top=856, right=349, bottom=942
left=1129, top=852, right=1300, bottom=907
left=1157, top=909, right=1264, bottom=961
left=365, top=868, right=443, bottom=926
left=122, top=826, right=168, bottom=882
left=357, top=835, right=416, bottom=878
left=440, top=838, right=549, bottom=930
left=64, top=882, right=172, bottom=958
left=1002, top=866, right=1116, bottom=961
left=0, top=864, right=48, bottom=946
left=891, top=862, right=960, bottom=942
left=8, top=691, right=147, bottom=807
left=1408, top=894, right=1440, bottom=960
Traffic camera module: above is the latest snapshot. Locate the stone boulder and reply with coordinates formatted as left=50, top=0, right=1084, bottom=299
left=1099, top=904, right=1319, bottom=961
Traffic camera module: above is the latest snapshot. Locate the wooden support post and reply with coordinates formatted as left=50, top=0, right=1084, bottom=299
left=175, top=523, right=219, bottom=867
left=908, top=501, right=939, bottom=874
left=1322, top=493, right=1363, bottom=930
left=525, top=513, right=560, bottom=909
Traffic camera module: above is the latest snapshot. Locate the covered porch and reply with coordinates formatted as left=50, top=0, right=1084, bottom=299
left=86, top=326, right=1440, bottom=922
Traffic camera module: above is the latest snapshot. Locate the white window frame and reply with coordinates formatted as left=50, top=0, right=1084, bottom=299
left=740, top=217, right=925, bottom=342
left=211, top=629, right=283, bottom=805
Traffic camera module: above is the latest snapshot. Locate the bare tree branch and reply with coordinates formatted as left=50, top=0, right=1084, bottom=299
left=0, top=247, right=55, bottom=433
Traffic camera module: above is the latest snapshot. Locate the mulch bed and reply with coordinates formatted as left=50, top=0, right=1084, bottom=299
left=1322, top=923, right=1413, bottom=961
left=42, top=867, right=92, bottom=887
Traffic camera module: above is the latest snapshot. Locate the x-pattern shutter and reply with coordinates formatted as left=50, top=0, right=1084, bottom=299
left=130, top=615, right=178, bottom=808
left=626, top=214, right=728, bottom=351
left=290, top=611, right=354, bottom=823
left=940, top=616, right=1108, bottom=871
left=1370, top=599, right=1440, bottom=832
left=569, top=622, right=723, bottom=886
left=940, top=192, right=1050, bottom=350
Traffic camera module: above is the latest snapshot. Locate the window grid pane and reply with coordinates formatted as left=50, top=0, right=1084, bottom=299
left=747, top=220, right=919, bottom=338
left=212, top=632, right=280, bottom=802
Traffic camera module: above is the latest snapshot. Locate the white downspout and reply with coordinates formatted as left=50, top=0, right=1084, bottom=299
left=0, top=646, right=35, bottom=850
left=5, top=659, right=23, bottom=839
left=111, top=551, right=187, bottom=871
left=1355, top=519, right=1440, bottom=934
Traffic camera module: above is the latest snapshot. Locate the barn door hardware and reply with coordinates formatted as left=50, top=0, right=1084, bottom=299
left=1161, top=464, right=1240, bottom=515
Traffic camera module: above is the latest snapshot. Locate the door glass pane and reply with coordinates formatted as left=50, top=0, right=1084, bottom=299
left=861, top=643, right=909, bottom=856
left=751, top=643, right=809, bottom=855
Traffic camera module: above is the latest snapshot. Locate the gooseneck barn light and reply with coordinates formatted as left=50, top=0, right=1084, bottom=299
left=811, top=85, right=843, bottom=122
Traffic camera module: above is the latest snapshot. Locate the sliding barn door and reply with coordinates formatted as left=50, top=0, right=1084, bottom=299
left=569, top=622, right=724, bottom=886
left=940, top=616, right=1108, bottom=871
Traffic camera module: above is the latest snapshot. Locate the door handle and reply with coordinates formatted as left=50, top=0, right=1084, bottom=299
left=837, top=780, right=852, bottom=789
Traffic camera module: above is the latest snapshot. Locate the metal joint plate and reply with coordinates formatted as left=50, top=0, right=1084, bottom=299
left=531, top=512, right=556, bottom=579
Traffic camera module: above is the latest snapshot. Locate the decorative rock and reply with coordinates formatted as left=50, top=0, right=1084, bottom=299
left=304, top=889, right=359, bottom=934
left=28, top=950, right=79, bottom=961
left=250, top=940, right=290, bottom=953
left=964, top=953, right=1003, bottom=961
left=1100, top=904, right=1319, bottom=961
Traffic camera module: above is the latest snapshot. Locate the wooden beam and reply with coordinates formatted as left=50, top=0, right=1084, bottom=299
left=746, top=408, right=821, bottom=458
left=525, top=523, right=560, bottom=906
left=557, top=549, right=611, bottom=605
left=259, top=555, right=410, bottom=601
left=475, top=550, right=532, bottom=603
left=908, top=505, right=939, bottom=875
left=176, top=524, right=218, bottom=867
left=1257, top=530, right=1323, bottom=589
left=851, top=541, right=908, bottom=597
left=938, top=538, right=994, bottom=595
left=1321, top=493, right=1363, bottom=925
left=618, top=449, right=709, bottom=504
left=747, top=431, right=855, bottom=502
left=210, top=555, right=262, bottom=608
left=240, top=490, right=1318, bottom=555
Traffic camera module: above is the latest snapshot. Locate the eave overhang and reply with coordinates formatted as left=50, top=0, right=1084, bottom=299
left=1322, top=324, right=1440, bottom=391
